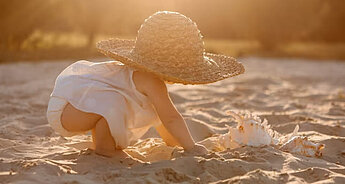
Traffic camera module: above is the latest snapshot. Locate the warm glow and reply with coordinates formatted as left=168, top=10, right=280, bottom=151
left=1, top=0, right=344, bottom=61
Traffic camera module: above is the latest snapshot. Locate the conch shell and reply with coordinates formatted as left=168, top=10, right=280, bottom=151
left=218, top=111, right=280, bottom=149
left=279, top=125, right=325, bottom=157
left=215, top=111, right=325, bottom=157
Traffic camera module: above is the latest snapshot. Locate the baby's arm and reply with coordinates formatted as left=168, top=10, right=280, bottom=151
left=155, top=123, right=181, bottom=147
left=147, top=80, right=195, bottom=150
left=133, top=71, right=208, bottom=154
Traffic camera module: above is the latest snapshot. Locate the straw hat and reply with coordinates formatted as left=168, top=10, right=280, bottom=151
left=96, top=11, right=245, bottom=85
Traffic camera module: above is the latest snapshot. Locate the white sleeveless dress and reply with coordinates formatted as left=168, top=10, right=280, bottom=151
left=46, top=60, right=162, bottom=149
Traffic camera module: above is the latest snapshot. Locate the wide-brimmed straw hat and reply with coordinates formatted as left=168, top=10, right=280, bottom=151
left=96, top=11, right=245, bottom=85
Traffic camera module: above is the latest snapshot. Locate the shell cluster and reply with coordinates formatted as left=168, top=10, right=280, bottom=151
left=202, top=111, right=325, bottom=157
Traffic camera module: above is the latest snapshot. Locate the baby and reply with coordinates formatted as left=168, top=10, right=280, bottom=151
left=46, top=11, right=244, bottom=158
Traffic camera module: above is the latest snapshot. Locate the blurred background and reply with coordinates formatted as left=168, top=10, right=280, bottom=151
left=1, top=0, right=345, bottom=62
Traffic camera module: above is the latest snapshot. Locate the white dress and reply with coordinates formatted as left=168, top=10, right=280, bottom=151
left=47, top=60, right=162, bottom=149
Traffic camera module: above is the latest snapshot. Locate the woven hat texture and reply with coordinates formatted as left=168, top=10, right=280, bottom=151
left=97, top=11, right=245, bottom=84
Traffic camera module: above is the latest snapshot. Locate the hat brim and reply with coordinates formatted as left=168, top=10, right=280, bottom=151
left=96, top=38, right=245, bottom=85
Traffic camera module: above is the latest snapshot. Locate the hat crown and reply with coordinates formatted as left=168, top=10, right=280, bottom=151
left=133, top=11, right=205, bottom=68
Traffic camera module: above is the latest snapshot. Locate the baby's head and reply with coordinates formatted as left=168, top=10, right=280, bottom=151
left=97, top=11, right=245, bottom=85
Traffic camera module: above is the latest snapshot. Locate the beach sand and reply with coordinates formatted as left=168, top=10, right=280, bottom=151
left=0, top=57, right=345, bottom=183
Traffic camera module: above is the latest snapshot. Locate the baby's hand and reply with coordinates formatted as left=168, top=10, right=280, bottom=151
left=184, top=143, right=209, bottom=156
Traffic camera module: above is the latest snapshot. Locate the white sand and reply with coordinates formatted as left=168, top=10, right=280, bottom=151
left=0, top=57, right=345, bottom=183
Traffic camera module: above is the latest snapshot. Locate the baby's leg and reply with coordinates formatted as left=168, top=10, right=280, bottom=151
left=92, top=118, right=128, bottom=158
left=61, top=103, right=101, bottom=132
left=60, top=103, right=127, bottom=158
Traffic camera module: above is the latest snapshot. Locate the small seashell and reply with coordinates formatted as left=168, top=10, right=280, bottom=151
left=280, top=135, right=325, bottom=157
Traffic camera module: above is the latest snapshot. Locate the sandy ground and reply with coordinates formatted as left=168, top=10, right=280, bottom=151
left=0, top=57, right=345, bottom=183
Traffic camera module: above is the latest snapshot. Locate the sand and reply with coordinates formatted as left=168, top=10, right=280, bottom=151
left=0, top=57, right=345, bottom=183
